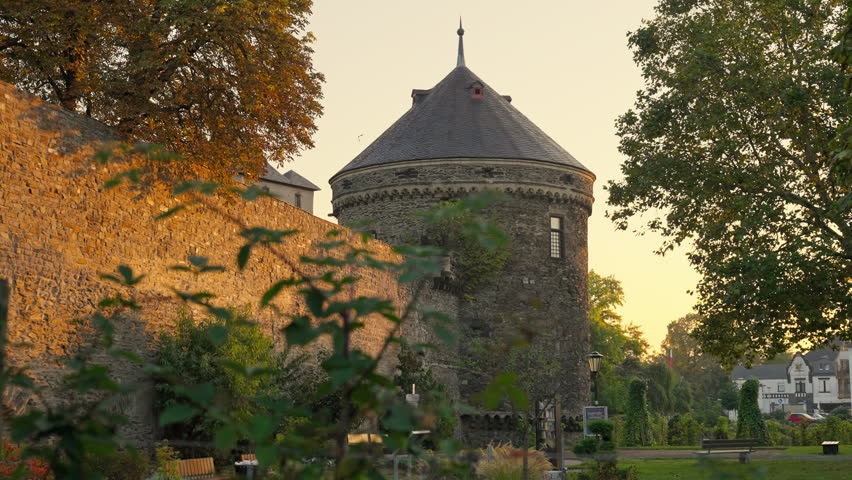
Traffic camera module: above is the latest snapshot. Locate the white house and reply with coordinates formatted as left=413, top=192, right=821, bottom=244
left=732, top=345, right=852, bottom=415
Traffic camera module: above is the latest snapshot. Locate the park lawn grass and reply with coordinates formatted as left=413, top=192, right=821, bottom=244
left=613, top=458, right=852, bottom=480
left=778, top=445, right=848, bottom=456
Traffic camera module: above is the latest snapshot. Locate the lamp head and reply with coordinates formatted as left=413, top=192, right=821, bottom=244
left=587, top=351, right=604, bottom=373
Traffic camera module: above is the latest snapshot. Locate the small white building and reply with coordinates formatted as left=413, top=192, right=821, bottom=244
left=732, top=345, right=852, bottom=415
left=257, top=163, right=320, bottom=214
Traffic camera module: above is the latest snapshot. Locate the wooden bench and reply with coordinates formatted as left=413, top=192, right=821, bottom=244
left=240, top=453, right=257, bottom=462
left=695, top=439, right=756, bottom=463
left=173, top=457, right=228, bottom=479
left=347, top=433, right=384, bottom=453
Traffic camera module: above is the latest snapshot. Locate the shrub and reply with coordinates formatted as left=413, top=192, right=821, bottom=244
left=829, top=406, right=851, bottom=420
left=806, top=415, right=851, bottom=445
left=764, top=409, right=787, bottom=421
left=154, top=308, right=277, bottom=440
left=84, top=448, right=150, bottom=480
left=577, top=460, right=638, bottom=480
left=648, top=413, right=668, bottom=446
left=667, top=413, right=701, bottom=445
left=713, top=416, right=730, bottom=440
left=573, top=437, right=601, bottom=455
left=764, top=419, right=793, bottom=446
left=588, top=420, right=615, bottom=442
left=476, top=443, right=552, bottom=480
left=0, top=443, right=52, bottom=480
left=154, top=445, right=180, bottom=480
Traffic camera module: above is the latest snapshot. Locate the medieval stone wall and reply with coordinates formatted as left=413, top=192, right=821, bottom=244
left=0, top=82, right=408, bottom=446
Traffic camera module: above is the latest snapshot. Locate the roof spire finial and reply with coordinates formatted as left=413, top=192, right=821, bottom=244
left=456, top=18, right=465, bottom=68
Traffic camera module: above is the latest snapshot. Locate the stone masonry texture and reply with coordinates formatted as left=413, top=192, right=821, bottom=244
left=0, top=82, right=408, bottom=446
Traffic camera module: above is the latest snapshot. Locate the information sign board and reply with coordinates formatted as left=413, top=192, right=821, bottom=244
left=583, top=406, right=608, bottom=436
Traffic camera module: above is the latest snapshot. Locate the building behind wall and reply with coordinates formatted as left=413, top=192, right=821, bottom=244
left=258, top=162, right=320, bottom=214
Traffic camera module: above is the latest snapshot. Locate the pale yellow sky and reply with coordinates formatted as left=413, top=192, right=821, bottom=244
left=284, top=0, right=700, bottom=349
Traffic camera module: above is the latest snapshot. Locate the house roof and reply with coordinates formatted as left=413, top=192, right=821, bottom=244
left=261, top=164, right=320, bottom=191
left=332, top=27, right=590, bottom=178
left=731, top=364, right=787, bottom=381
left=804, top=348, right=838, bottom=376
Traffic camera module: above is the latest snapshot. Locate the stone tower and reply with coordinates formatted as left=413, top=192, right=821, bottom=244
left=330, top=24, right=595, bottom=420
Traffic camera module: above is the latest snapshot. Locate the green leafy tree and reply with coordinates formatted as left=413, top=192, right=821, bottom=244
left=623, top=379, right=651, bottom=446
left=464, top=314, right=564, bottom=450
left=393, top=344, right=457, bottom=447
left=154, top=308, right=277, bottom=440
left=609, top=0, right=851, bottom=365
left=0, top=0, right=323, bottom=182
left=736, top=379, right=769, bottom=444
left=660, top=314, right=729, bottom=412
left=588, top=271, right=648, bottom=412
left=644, top=362, right=675, bottom=415
left=423, top=200, right=510, bottom=293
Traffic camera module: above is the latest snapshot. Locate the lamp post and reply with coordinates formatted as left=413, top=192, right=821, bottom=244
left=587, top=351, right=603, bottom=405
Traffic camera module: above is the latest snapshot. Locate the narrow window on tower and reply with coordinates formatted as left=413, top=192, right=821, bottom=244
left=550, top=216, right=563, bottom=258
left=295, top=193, right=302, bottom=208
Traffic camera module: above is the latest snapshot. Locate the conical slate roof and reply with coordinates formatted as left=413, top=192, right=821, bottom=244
left=334, top=64, right=589, bottom=176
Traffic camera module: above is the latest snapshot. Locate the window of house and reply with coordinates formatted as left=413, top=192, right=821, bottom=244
left=819, top=378, right=830, bottom=393
left=777, top=383, right=785, bottom=393
left=549, top=216, right=563, bottom=259
left=842, top=359, right=850, bottom=373
left=471, top=82, right=484, bottom=98
left=795, top=378, right=806, bottom=393
left=840, top=381, right=851, bottom=396
left=295, top=193, right=302, bottom=208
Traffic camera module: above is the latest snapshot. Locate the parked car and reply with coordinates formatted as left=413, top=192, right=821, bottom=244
left=811, top=413, right=827, bottom=421
left=787, top=413, right=818, bottom=423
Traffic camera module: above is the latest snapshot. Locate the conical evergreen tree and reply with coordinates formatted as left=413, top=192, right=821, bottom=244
left=736, top=379, right=769, bottom=444
left=623, top=378, right=651, bottom=446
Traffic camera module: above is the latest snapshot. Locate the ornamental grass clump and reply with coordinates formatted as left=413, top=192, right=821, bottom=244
left=476, top=442, right=552, bottom=480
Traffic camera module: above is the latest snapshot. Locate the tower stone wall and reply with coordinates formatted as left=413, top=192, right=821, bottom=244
left=331, top=157, right=594, bottom=417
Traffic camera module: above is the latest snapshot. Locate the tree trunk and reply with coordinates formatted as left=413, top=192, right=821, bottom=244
left=522, top=422, right=529, bottom=480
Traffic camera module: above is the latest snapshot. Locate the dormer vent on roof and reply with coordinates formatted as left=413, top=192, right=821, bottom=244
left=411, top=89, right=431, bottom=106
left=470, top=81, right=484, bottom=98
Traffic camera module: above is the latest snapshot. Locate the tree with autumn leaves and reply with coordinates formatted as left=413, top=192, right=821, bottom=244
left=0, top=0, right=323, bottom=182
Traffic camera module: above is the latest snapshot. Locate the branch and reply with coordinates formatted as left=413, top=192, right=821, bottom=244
left=0, top=37, right=23, bottom=51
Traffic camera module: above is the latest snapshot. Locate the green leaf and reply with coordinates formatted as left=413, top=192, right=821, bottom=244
left=214, top=425, right=239, bottom=450
left=155, top=204, right=187, bottom=220
left=188, top=256, right=209, bottom=267
left=260, top=278, right=302, bottom=307
left=237, top=244, right=252, bottom=270
left=432, top=324, right=456, bottom=346
left=207, top=324, right=229, bottom=345
left=159, top=404, right=198, bottom=426
left=304, top=289, right=325, bottom=317
left=283, top=317, right=319, bottom=346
